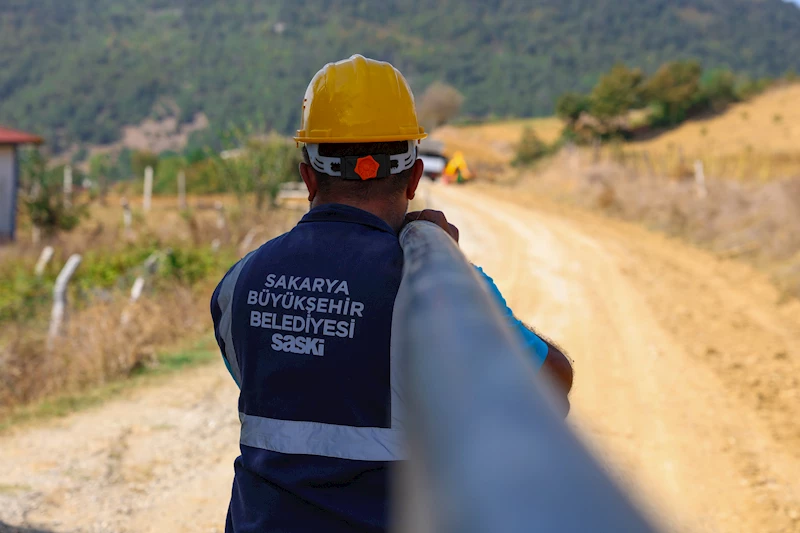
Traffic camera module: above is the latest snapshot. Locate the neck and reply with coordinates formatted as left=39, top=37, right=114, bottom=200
left=311, top=197, right=405, bottom=232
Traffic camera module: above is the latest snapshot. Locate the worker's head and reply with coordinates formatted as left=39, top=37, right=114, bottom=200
left=295, top=55, right=427, bottom=228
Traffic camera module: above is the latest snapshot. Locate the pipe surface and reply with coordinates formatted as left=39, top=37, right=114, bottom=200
left=393, top=220, right=658, bottom=533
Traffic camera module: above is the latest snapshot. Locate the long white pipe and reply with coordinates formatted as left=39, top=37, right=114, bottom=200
left=393, top=221, right=658, bottom=533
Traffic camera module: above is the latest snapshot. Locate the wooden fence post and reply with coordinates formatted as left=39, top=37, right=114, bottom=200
left=63, top=165, right=73, bottom=208
left=178, top=170, right=187, bottom=210
left=694, top=160, right=708, bottom=199
left=238, top=227, right=263, bottom=257
left=131, top=252, right=163, bottom=302
left=215, top=201, right=226, bottom=229
left=566, top=142, right=579, bottom=171
left=34, top=246, right=55, bottom=277
left=642, top=151, right=655, bottom=178
left=143, top=166, right=153, bottom=212
left=628, top=151, right=639, bottom=179
left=121, top=251, right=163, bottom=324
left=47, top=254, right=82, bottom=348
left=121, top=197, right=133, bottom=237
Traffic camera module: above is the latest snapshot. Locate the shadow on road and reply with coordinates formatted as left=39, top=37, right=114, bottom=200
left=0, top=523, right=57, bottom=533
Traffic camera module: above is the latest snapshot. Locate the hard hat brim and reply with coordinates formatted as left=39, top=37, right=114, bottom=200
left=294, top=131, right=427, bottom=144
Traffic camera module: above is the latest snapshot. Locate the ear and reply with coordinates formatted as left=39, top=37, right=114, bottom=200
left=406, top=159, right=424, bottom=200
left=299, top=162, right=318, bottom=202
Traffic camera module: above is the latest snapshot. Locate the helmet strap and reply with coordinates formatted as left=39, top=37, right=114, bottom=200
left=305, top=141, right=417, bottom=180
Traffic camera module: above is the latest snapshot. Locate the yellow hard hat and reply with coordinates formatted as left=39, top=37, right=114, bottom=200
left=295, top=54, right=427, bottom=144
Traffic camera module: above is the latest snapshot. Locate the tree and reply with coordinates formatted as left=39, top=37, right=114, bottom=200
left=590, top=64, right=645, bottom=120
left=209, top=129, right=300, bottom=207
left=699, top=68, right=738, bottom=112
left=417, top=82, right=465, bottom=132
left=3, top=0, right=800, bottom=151
left=246, top=136, right=301, bottom=209
left=18, top=149, right=88, bottom=237
left=643, top=60, right=703, bottom=126
left=555, top=92, right=590, bottom=123
left=131, top=150, right=159, bottom=179
left=152, top=155, right=188, bottom=195
left=734, top=75, right=773, bottom=100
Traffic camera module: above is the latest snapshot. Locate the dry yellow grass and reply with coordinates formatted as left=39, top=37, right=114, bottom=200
left=0, top=193, right=300, bottom=413
left=0, top=286, right=206, bottom=409
left=432, top=117, right=563, bottom=166
left=634, top=84, right=800, bottom=156
left=3, top=192, right=297, bottom=264
left=626, top=83, right=800, bottom=181
left=436, top=83, right=800, bottom=182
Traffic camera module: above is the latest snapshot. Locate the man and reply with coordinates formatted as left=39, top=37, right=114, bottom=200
left=211, top=54, right=572, bottom=533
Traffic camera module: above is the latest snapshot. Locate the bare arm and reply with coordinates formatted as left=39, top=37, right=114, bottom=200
left=527, top=326, right=573, bottom=416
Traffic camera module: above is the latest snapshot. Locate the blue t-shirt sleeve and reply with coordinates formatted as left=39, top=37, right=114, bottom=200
left=473, top=265, right=549, bottom=369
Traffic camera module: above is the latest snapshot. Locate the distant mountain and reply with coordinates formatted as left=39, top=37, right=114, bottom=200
left=2, top=0, right=799, bottom=152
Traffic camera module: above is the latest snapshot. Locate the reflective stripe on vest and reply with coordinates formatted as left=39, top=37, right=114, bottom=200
left=219, top=250, right=408, bottom=462
left=239, top=413, right=405, bottom=461
left=217, top=251, right=256, bottom=387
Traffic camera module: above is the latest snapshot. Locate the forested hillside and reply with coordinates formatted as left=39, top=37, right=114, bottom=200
left=2, top=0, right=799, bottom=152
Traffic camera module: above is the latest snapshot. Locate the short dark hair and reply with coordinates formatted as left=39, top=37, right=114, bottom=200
left=302, top=141, right=414, bottom=201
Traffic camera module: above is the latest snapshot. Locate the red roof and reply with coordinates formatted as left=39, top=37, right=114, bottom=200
left=0, top=126, right=43, bottom=145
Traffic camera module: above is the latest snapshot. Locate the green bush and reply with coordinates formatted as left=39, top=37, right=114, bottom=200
left=553, top=60, right=776, bottom=144
left=698, top=69, right=739, bottom=111
left=209, top=132, right=301, bottom=206
left=0, top=243, right=236, bottom=326
left=734, top=76, right=773, bottom=100
left=152, top=155, right=188, bottom=195
left=162, top=247, right=231, bottom=285
left=590, top=64, right=645, bottom=120
left=77, top=246, right=160, bottom=292
left=555, top=92, right=590, bottom=123
left=513, top=127, right=551, bottom=166
left=642, top=60, right=703, bottom=126
left=131, top=151, right=159, bottom=180
left=0, top=264, right=52, bottom=322
left=18, top=149, right=89, bottom=237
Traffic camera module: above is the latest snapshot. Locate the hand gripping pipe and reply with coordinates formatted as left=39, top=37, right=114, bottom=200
left=392, top=221, right=659, bottom=533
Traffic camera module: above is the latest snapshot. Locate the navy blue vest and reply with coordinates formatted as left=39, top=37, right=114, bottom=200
left=212, top=204, right=405, bottom=533
left=211, top=203, right=550, bottom=532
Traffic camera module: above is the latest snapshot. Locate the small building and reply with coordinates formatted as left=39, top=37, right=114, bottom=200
left=0, top=126, right=43, bottom=242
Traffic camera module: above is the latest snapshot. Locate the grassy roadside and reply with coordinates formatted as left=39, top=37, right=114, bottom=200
left=0, top=334, right=220, bottom=433
left=1, top=196, right=301, bottom=430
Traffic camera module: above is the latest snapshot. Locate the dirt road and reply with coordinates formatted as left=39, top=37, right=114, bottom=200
left=430, top=184, right=800, bottom=533
left=0, top=365, right=241, bottom=533
left=2, top=184, right=800, bottom=532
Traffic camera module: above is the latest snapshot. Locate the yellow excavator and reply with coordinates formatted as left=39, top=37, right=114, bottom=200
left=418, top=139, right=473, bottom=184
left=442, top=151, right=473, bottom=184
